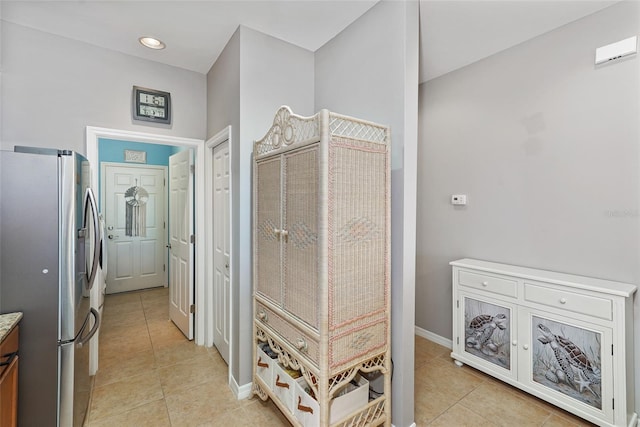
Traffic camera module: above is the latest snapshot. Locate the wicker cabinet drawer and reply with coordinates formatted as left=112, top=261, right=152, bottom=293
left=523, top=282, right=612, bottom=320
left=256, top=303, right=320, bottom=366
left=458, top=270, right=517, bottom=298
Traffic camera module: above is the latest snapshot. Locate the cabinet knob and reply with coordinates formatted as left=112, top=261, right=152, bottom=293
left=481, top=281, right=489, bottom=287
left=512, top=340, right=517, bottom=346
left=523, top=344, right=529, bottom=350
left=559, top=298, right=567, bottom=304
left=296, top=338, right=308, bottom=352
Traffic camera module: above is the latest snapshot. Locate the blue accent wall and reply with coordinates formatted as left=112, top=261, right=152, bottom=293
left=98, top=138, right=174, bottom=166
left=97, top=138, right=174, bottom=210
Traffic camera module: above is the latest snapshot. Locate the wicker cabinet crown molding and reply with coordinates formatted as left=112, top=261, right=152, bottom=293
left=252, top=106, right=391, bottom=426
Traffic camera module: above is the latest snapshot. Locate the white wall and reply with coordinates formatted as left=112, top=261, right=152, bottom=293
left=206, top=27, right=241, bottom=381
left=206, top=25, right=314, bottom=386
left=1, top=22, right=206, bottom=154
left=417, top=0, right=640, bottom=411
left=237, top=26, right=315, bottom=387
left=207, top=29, right=240, bottom=140
left=315, top=1, right=419, bottom=426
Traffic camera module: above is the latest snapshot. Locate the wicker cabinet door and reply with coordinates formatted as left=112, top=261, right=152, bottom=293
left=282, top=147, right=319, bottom=329
left=255, top=157, right=283, bottom=303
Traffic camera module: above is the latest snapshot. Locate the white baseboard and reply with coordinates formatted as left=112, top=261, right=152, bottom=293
left=414, top=325, right=452, bottom=349
left=391, top=423, right=416, bottom=427
left=229, top=374, right=253, bottom=400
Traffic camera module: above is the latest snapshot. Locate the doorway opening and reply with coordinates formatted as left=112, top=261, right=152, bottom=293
left=86, top=127, right=207, bottom=346
left=87, top=126, right=235, bottom=400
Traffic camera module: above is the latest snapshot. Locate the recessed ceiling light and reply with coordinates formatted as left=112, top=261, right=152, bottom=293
left=139, top=37, right=165, bottom=50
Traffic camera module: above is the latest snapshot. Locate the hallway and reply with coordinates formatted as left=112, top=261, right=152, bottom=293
left=86, top=287, right=288, bottom=426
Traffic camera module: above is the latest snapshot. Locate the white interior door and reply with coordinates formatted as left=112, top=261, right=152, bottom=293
left=212, top=141, right=230, bottom=364
left=103, top=164, right=167, bottom=294
left=169, top=149, right=194, bottom=339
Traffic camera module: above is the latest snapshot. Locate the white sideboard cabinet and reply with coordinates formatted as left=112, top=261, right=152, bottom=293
left=253, top=107, right=391, bottom=426
left=451, top=259, right=637, bottom=427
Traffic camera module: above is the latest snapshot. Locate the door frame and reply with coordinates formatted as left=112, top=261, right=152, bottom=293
left=100, top=162, right=169, bottom=292
left=205, top=126, right=233, bottom=385
left=86, top=127, right=207, bottom=345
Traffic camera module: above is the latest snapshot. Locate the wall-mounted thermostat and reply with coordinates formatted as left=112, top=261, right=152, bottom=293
left=595, top=36, right=637, bottom=65
left=451, top=194, right=467, bottom=205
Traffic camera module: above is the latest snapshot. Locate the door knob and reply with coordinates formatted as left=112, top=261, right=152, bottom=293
left=107, top=226, right=114, bottom=231
left=107, top=234, right=119, bottom=240
left=166, top=243, right=172, bottom=249
left=225, top=263, right=229, bottom=270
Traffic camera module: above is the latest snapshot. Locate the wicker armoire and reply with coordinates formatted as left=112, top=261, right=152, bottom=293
left=252, top=106, right=391, bottom=427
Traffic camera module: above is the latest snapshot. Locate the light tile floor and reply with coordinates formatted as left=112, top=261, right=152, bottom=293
left=414, top=337, right=596, bottom=427
left=87, top=287, right=596, bottom=426
left=86, top=287, right=289, bottom=426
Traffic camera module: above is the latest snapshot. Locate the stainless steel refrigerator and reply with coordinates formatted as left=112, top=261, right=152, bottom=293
left=0, top=147, right=101, bottom=427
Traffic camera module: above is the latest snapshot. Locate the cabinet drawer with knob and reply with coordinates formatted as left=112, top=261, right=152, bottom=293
left=255, top=303, right=320, bottom=366
left=523, top=282, right=612, bottom=320
left=458, top=270, right=517, bottom=298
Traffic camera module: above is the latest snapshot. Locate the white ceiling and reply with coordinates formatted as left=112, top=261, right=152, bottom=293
left=1, top=0, right=618, bottom=84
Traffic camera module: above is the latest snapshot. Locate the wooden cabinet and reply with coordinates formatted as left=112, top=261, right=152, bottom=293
left=0, top=325, right=19, bottom=427
left=253, top=107, right=391, bottom=426
left=451, top=259, right=637, bottom=427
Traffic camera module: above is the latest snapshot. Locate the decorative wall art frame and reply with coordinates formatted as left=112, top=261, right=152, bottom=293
left=124, top=150, right=147, bottom=164
left=132, top=86, right=171, bottom=124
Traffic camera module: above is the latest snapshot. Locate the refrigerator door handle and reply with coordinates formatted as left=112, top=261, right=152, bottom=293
left=84, top=188, right=100, bottom=290
left=76, top=308, right=100, bottom=348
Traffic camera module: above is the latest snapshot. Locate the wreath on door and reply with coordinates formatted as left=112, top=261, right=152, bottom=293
left=124, top=182, right=149, bottom=237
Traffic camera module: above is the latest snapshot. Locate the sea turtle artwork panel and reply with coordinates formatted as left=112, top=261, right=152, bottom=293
left=464, top=298, right=511, bottom=370
left=532, top=316, right=602, bottom=409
